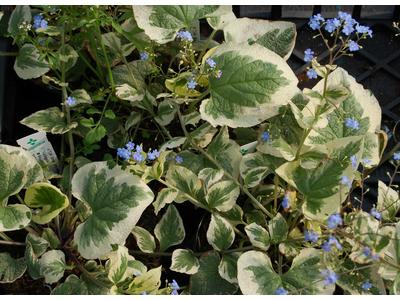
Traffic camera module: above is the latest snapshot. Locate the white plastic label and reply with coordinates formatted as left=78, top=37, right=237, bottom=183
left=17, top=131, right=59, bottom=173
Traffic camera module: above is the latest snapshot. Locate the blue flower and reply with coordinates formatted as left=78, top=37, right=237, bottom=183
left=322, top=270, right=338, bottom=286
left=140, top=52, right=149, bottom=60
left=66, top=96, right=76, bottom=106
left=356, top=23, right=370, bottom=35
left=328, top=213, right=343, bottom=229
left=141, top=291, right=147, bottom=295
left=33, top=14, right=43, bottom=29
left=205, top=58, right=216, bottom=68
left=343, top=24, right=354, bottom=36
left=341, top=175, right=351, bottom=188
left=322, top=242, right=331, bottom=252
left=261, top=132, right=270, bottom=142
left=39, top=20, right=48, bottom=29
left=350, top=156, right=357, bottom=168
left=126, top=141, right=135, bottom=151
left=188, top=80, right=196, bottom=89
left=370, top=207, right=381, bottom=220
left=216, top=70, right=222, bottom=78
left=305, top=230, right=319, bottom=243
left=133, top=151, right=145, bottom=162
left=344, top=15, right=356, bottom=26
left=371, top=254, right=379, bottom=261
left=348, top=41, right=359, bottom=52
left=345, top=118, right=359, bottom=130
left=363, top=247, right=371, bottom=256
left=171, top=290, right=179, bottom=295
left=328, top=236, right=342, bottom=250
left=363, top=158, right=372, bottom=165
left=338, top=11, right=349, bottom=20
left=308, top=13, right=324, bottom=30
left=362, top=281, right=372, bottom=291
left=325, top=19, right=337, bottom=33
left=332, top=18, right=341, bottom=27
left=275, top=287, right=289, bottom=295
left=153, top=149, right=160, bottom=158
left=394, top=152, right=400, bottom=160
left=177, top=30, right=193, bottom=42
left=304, top=48, right=314, bottom=62
left=147, top=152, right=156, bottom=160
left=40, top=41, right=45, bottom=46
left=136, top=145, right=142, bottom=153
left=307, top=69, right=317, bottom=79
left=282, top=194, right=290, bottom=209
left=175, top=156, right=183, bottom=163
left=169, top=279, right=179, bottom=290
left=117, top=148, right=131, bottom=160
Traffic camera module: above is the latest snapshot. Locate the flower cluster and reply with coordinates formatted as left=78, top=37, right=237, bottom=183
left=308, top=13, right=324, bottom=30
left=322, top=236, right=342, bottom=252
left=168, top=279, right=179, bottom=295
left=321, top=269, right=338, bottom=286
left=305, top=229, right=319, bottom=243
left=33, top=14, right=48, bottom=29
left=282, top=194, right=290, bottom=209
left=345, top=118, right=360, bottom=130
left=328, top=214, right=343, bottom=229
left=205, top=58, right=216, bottom=68
left=363, top=246, right=379, bottom=261
left=275, top=287, right=289, bottom=295
left=66, top=96, right=76, bottom=106
left=304, top=48, right=314, bottom=62
left=117, top=142, right=160, bottom=163
left=176, top=30, right=193, bottom=42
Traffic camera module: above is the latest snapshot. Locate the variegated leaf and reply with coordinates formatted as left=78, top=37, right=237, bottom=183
left=268, top=213, right=288, bottom=243
left=131, top=226, right=155, bottom=253
left=153, top=188, right=179, bottom=215
left=0, top=252, right=27, bottom=283
left=207, top=214, right=234, bottom=251
left=245, top=222, right=270, bottom=251
left=205, top=180, right=239, bottom=212
left=377, top=180, right=400, bottom=221
left=102, top=245, right=130, bottom=284
left=171, top=249, right=200, bottom=275
left=40, top=250, right=67, bottom=284
left=14, top=44, right=50, bottom=79
left=154, top=204, right=185, bottom=252
left=218, top=252, right=241, bottom=284
left=127, top=266, right=162, bottom=295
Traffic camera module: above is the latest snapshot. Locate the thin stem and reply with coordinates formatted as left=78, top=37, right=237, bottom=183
left=0, top=240, right=26, bottom=246
left=0, top=232, right=13, bottom=242
left=278, top=253, right=283, bottom=276
left=274, top=174, right=279, bottom=212
left=15, top=193, right=25, bottom=205
left=175, top=103, right=273, bottom=218
left=96, top=19, right=115, bottom=91
left=77, top=50, right=107, bottom=86
left=24, top=226, right=40, bottom=237
left=196, top=29, right=217, bottom=65
left=0, top=52, right=18, bottom=56
left=186, top=89, right=210, bottom=113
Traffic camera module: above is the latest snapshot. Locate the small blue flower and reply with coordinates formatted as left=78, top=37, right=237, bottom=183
left=394, top=152, right=400, bottom=160
left=133, top=151, right=145, bottom=162
left=363, top=158, right=372, bottom=165
left=258, top=106, right=262, bottom=111
left=40, top=20, right=48, bottom=29
left=126, top=141, right=135, bottom=151
left=350, top=156, right=357, bottom=168
left=66, top=96, right=75, bottom=106
left=328, top=213, right=343, bottom=229
left=205, top=58, right=216, bottom=68
left=136, top=145, right=142, bottom=153
left=140, top=52, right=149, bottom=60
left=345, top=118, right=359, bottom=130
left=348, top=41, right=359, bottom=52
left=171, top=290, right=179, bottom=295
left=325, top=19, right=337, bottom=33
left=141, top=291, right=147, bottom=295
left=282, top=194, right=290, bottom=209
left=40, top=41, right=45, bottom=46
left=307, top=69, right=317, bottom=79
left=362, top=281, right=372, bottom=291
left=147, top=152, right=156, bottom=160
left=332, top=18, right=341, bottom=27
left=169, top=279, right=179, bottom=290
left=153, top=149, right=160, bottom=158
left=177, top=30, right=193, bottom=42
left=304, top=48, right=314, bottom=62
left=370, top=207, right=381, bottom=220
left=371, top=254, right=379, bottom=261
left=342, top=24, right=354, bottom=36
left=308, top=13, right=324, bottom=30
left=216, top=70, right=222, bottom=78
left=305, top=230, right=319, bottom=243
left=188, top=80, right=196, bottom=89
left=328, top=236, right=342, bottom=250
left=344, top=15, right=356, bottom=26
left=356, top=23, right=370, bottom=35
left=261, top=132, right=271, bottom=142
left=322, top=270, right=338, bottom=286
left=275, top=287, right=289, bottom=295
left=338, top=11, right=349, bottom=20
left=341, top=175, right=351, bottom=188
left=188, top=75, right=194, bottom=81
left=175, top=156, right=183, bottom=163
left=363, top=247, right=371, bottom=257
left=322, top=242, right=331, bottom=252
